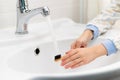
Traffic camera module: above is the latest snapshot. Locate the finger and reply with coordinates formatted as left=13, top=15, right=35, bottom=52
left=75, top=40, right=81, bottom=48
left=64, top=57, right=83, bottom=69
left=61, top=52, right=80, bottom=66
left=71, top=42, right=76, bottom=49
left=61, top=49, right=77, bottom=61
left=65, top=49, right=72, bottom=54
left=71, top=62, right=85, bottom=69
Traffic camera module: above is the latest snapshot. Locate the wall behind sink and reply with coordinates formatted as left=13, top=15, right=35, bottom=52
left=0, top=0, right=111, bottom=28
left=0, top=0, right=80, bottom=28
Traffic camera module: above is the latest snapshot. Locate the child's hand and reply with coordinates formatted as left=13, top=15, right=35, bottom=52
left=61, top=44, right=107, bottom=69
left=71, top=30, right=93, bottom=49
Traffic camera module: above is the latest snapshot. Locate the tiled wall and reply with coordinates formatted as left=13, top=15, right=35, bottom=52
left=0, top=0, right=80, bottom=28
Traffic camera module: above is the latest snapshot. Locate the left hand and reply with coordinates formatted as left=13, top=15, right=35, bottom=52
left=61, top=44, right=107, bottom=69
left=71, top=29, right=93, bottom=49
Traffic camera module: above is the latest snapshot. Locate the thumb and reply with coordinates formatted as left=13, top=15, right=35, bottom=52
left=75, top=40, right=82, bottom=48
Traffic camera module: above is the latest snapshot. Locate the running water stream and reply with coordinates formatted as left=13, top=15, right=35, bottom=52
left=46, top=16, right=60, bottom=56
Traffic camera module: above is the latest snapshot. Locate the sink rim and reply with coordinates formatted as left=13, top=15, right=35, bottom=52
left=29, top=61, right=120, bottom=79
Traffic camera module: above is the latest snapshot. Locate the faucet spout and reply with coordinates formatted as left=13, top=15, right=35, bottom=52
left=16, top=0, right=50, bottom=35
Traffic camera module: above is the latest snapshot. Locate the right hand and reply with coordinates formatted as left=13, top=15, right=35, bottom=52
left=62, top=44, right=107, bottom=69
left=71, top=29, right=93, bottom=49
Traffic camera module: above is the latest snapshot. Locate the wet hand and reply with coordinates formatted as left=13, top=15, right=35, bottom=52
left=71, top=30, right=93, bottom=49
left=61, top=44, right=107, bottom=69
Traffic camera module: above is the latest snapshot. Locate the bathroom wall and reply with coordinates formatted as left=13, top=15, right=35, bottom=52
left=87, top=0, right=99, bottom=22
left=87, top=0, right=111, bottom=22
left=0, top=0, right=111, bottom=28
left=0, top=0, right=80, bottom=28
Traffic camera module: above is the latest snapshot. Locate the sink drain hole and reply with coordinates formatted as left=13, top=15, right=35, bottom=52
left=34, top=48, right=40, bottom=56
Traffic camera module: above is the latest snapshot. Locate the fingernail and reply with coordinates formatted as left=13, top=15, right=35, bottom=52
left=65, top=51, right=70, bottom=54
left=61, top=62, right=65, bottom=66
left=61, top=63, right=63, bottom=66
left=65, top=66, right=69, bottom=69
left=71, top=66, right=76, bottom=69
left=71, top=67, right=75, bottom=69
left=66, top=52, right=68, bottom=54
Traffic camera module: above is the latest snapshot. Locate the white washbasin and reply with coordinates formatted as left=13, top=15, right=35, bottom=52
left=7, top=38, right=120, bottom=80
left=2, top=18, right=120, bottom=80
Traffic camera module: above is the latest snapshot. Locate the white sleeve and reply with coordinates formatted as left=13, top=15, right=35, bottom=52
left=88, top=0, right=120, bottom=51
left=88, top=0, right=120, bottom=35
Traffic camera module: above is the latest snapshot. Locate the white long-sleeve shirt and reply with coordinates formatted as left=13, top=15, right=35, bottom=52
left=86, top=0, right=120, bottom=55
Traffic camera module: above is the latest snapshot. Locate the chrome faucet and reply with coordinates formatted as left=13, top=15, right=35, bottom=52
left=16, top=0, right=50, bottom=34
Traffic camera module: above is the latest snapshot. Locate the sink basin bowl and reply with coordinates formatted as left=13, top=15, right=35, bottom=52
left=7, top=38, right=120, bottom=80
